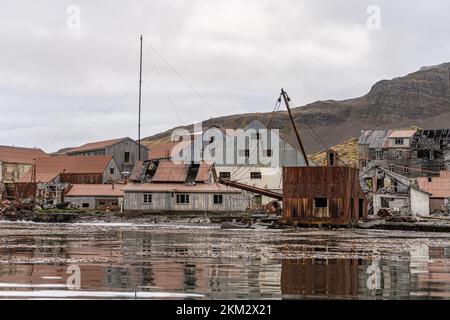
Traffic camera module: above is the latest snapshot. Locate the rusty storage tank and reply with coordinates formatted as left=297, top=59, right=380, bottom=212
left=282, top=166, right=367, bottom=226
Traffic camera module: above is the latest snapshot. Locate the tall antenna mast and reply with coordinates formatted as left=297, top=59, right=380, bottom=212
left=138, top=35, right=143, bottom=161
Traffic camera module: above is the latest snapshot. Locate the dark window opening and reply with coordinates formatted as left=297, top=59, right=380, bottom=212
left=213, top=194, right=223, bottom=204
left=219, top=172, right=231, bottom=180
left=265, top=149, right=272, bottom=157
left=82, top=203, right=89, bottom=208
left=176, top=194, right=190, bottom=204
left=143, top=194, right=152, bottom=204
left=395, top=138, right=404, bottom=145
left=110, top=168, right=115, bottom=174
left=428, top=177, right=432, bottom=182
left=99, top=201, right=106, bottom=206
left=250, top=172, right=262, bottom=179
left=315, top=198, right=328, bottom=208
left=124, top=152, right=130, bottom=163
left=329, top=152, right=335, bottom=166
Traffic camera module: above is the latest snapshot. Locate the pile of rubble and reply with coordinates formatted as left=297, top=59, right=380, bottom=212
left=0, top=199, right=22, bottom=215
left=376, top=208, right=419, bottom=222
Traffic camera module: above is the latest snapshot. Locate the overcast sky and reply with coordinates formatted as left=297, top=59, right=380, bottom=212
left=1, top=0, right=450, bottom=152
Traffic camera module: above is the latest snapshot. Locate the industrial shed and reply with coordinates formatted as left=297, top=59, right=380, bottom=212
left=65, top=184, right=124, bottom=211
left=282, top=166, right=367, bottom=225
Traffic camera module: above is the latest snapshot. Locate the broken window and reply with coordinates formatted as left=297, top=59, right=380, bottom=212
left=124, top=152, right=130, bottom=163
left=376, top=150, right=383, bottom=160
left=213, top=194, right=223, bottom=204
left=314, top=198, right=328, bottom=208
left=110, top=168, right=115, bottom=175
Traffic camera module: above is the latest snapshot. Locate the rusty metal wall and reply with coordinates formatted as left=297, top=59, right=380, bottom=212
left=282, top=166, right=367, bottom=224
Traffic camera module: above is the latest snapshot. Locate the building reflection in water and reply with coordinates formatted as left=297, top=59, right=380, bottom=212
left=2, top=226, right=450, bottom=299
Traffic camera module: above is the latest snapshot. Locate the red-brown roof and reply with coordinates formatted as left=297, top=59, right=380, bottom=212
left=152, top=160, right=188, bottom=182
left=417, top=172, right=450, bottom=198
left=148, top=142, right=178, bottom=160
left=0, top=146, right=48, bottom=164
left=67, top=138, right=128, bottom=154
left=18, top=155, right=114, bottom=183
left=66, top=184, right=124, bottom=197
left=196, top=162, right=213, bottom=182
left=388, top=130, right=417, bottom=139
left=123, top=183, right=241, bottom=193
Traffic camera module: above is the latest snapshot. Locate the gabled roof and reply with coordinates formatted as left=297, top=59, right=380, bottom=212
left=0, top=146, right=48, bottom=164
left=66, top=137, right=129, bottom=154
left=65, top=184, right=124, bottom=197
left=18, top=155, right=114, bottom=183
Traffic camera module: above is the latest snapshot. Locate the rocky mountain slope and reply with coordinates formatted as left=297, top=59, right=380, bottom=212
left=142, top=63, right=450, bottom=154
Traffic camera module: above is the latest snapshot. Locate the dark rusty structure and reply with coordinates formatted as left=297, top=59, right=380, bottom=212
left=282, top=166, right=367, bottom=225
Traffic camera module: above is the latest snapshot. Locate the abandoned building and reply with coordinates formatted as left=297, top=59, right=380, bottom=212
left=0, top=145, right=48, bottom=199
left=123, top=159, right=250, bottom=213
left=66, top=137, right=149, bottom=174
left=417, top=171, right=450, bottom=213
left=151, top=120, right=307, bottom=207
left=360, top=165, right=431, bottom=216
left=282, top=165, right=368, bottom=225
left=12, top=155, right=121, bottom=203
left=64, top=184, right=124, bottom=211
left=358, top=129, right=450, bottom=178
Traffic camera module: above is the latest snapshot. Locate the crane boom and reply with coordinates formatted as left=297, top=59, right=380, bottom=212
left=281, top=88, right=309, bottom=166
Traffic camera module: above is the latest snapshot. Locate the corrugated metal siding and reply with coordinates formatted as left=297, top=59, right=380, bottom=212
left=282, top=166, right=367, bottom=224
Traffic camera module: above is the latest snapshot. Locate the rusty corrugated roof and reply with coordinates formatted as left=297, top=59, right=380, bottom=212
left=123, top=182, right=241, bottom=193
left=151, top=160, right=188, bottom=182
left=148, top=142, right=177, bottom=160
left=417, top=173, right=450, bottom=198
left=0, top=146, right=48, bottom=164
left=196, top=162, right=213, bottom=182
left=18, top=155, right=113, bottom=183
left=66, top=137, right=128, bottom=154
left=65, top=184, right=124, bottom=197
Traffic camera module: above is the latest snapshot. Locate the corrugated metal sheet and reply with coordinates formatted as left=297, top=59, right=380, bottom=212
left=65, top=184, right=124, bottom=197
left=148, top=142, right=178, bottom=160
left=282, top=166, right=367, bottom=224
left=123, top=183, right=241, bottom=193
left=0, top=146, right=48, bottom=164
left=195, top=162, right=212, bottom=182
left=417, top=174, right=450, bottom=198
left=388, top=130, right=417, bottom=138
left=358, top=130, right=390, bottom=149
left=67, top=137, right=127, bottom=154
left=151, top=160, right=188, bottom=182
left=18, top=155, right=113, bottom=183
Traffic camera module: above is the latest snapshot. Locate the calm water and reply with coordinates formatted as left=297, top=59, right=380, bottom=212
left=1, top=220, right=450, bottom=299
